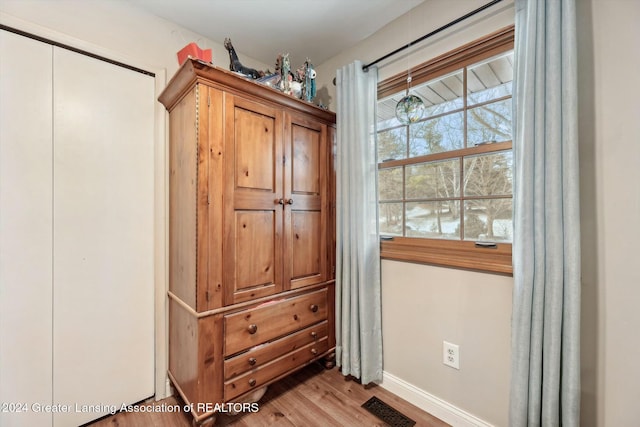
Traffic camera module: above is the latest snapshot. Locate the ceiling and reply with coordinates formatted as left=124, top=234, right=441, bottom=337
left=127, top=0, right=425, bottom=69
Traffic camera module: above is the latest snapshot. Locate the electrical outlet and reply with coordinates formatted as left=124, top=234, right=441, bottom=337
left=443, top=341, right=460, bottom=370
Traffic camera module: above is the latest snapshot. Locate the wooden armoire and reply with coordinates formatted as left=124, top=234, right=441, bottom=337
left=159, top=59, right=336, bottom=425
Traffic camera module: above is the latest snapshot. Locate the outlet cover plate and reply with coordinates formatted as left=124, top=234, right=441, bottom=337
left=443, top=341, right=460, bottom=370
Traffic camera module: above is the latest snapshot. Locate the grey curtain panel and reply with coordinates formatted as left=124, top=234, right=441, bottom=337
left=510, top=0, right=581, bottom=426
left=335, top=61, right=383, bottom=385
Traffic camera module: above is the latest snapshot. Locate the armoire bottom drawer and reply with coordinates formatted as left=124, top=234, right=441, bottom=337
left=224, top=337, right=329, bottom=401
left=224, top=321, right=328, bottom=380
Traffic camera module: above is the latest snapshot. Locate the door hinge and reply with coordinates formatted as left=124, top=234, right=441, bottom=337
left=283, top=156, right=286, bottom=165
left=206, top=290, right=210, bottom=301
left=207, top=195, right=210, bottom=205
left=207, top=94, right=211, bottom=107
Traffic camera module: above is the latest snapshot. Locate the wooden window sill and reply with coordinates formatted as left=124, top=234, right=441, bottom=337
left=380, top=237, right=513, bottom=276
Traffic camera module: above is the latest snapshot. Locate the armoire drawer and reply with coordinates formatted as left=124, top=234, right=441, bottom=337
left=224, top=337, right=329, bottom=401
left=224, top=288, right=328, bottom=356
left=224, top=321, right=328, bottom=380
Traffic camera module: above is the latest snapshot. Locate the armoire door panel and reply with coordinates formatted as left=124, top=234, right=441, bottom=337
left=225, top=95, right=284, bottom=304
left=227, top=203, right=282, bottom=304
left=234, top=107, right=277, bottom=191
left=291, top=124, right=321, bottom=195
left=0, top=29, right=54, bottom=427
left=284, top=114, right=328, bottom=290
left=235, top=210, right=278, bottom=290
left=52, top=47, right=155, bottom=427
left=291, top=211, right=322, bottom=279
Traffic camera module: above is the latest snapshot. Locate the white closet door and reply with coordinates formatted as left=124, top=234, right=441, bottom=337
left=52, top=47, right=155, bottom=426
left=0, top=30, right=54, bottom=427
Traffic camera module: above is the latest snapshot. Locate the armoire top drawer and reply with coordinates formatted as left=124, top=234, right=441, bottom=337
left=224, top=288, right=328, bottom=356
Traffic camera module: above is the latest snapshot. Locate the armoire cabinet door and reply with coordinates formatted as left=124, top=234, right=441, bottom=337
left=284, top=114, right=328, bottom=289
left=224, top=95, right=284, bottom=304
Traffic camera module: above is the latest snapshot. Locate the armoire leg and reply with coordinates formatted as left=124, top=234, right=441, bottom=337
left=192, top=415, right=216, bottom=427
left=324, top=351, right=336, bottom=369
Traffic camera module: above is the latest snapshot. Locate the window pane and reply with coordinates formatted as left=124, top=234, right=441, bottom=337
left=467, top=99, right=512, bottom=146
left=406, top=201, right=460, bottom=239
left=409, top=111, right=464, bottom=156
left=376, top=47, right=514, bottom=251
left=463, top=151, right=513, bottom=196
left=377, top=95, right=404, bottom=129
left=413, top=70, right=464, bottom=117
left=464, top=199, right=513, bottom=242
left=406, top=159, right=460, bottom=199
left=467, top=52, right=514, bottom=105
left=377, top=127, right=406, bottom=161
left=379, top=202, right=404, bottom=236
left=378, top=167, right=403, bottom=201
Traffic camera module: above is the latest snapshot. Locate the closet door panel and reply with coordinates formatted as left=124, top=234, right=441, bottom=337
left=52, top=47, right=155, bottom=426
left=0, top=30, right=54, bottom=427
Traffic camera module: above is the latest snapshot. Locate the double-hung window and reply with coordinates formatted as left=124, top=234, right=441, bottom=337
left=376, top=26, right=514, bottom=274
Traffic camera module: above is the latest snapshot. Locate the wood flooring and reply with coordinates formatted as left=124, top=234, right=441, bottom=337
left=88, top=363, right=450, bottom=427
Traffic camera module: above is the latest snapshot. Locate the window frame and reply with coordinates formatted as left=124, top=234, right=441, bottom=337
left=377, top=25, right=515, bottom=275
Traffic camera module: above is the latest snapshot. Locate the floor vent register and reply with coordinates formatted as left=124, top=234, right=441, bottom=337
left=361, top=396, right=416, bottom=427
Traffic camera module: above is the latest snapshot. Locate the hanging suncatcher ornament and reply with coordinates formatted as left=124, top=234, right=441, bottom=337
left=395, top=75, right=425, bottom=125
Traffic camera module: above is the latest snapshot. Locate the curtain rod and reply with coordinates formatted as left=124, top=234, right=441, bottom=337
left=362, top=0, right=504, bottom=71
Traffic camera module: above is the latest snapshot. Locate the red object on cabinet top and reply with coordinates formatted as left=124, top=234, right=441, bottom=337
left=177, top=42, right=212, bottom=66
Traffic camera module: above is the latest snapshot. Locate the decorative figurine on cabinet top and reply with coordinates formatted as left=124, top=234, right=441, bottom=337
left=223, top=38, right=318, bottom=103
left=276, top=53, right=292, bottom=94
left=303, top=59, right=317, bottom=102
left=224, top=38, right=264, bottom=79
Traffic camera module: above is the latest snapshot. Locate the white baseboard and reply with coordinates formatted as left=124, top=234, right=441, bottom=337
left=380, top=371, right=494, bottom=427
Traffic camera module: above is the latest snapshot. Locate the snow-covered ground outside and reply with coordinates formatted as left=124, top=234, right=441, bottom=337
left=380, top=204, right=512, bottom=242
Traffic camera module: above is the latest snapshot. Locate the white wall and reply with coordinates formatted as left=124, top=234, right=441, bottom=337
left=382, top=261, right=513, bottom=426
left=577, top=1, right=640, bottom=426
left=0, top=0, right=269, bottom=79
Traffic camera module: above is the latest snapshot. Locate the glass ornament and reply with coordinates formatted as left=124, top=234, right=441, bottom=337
left=395, top=94, right=426, bottom=125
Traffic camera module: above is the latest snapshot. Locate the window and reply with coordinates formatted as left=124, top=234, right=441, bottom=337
left=376, top=26, right=514, bottom=274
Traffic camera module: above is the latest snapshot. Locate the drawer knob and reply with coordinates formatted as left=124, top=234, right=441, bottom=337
left=247, top=324, right=258, bottom=334
left=311, top=331, right=318, bottom=339
left=248, top=378, right=256, bottom=387
left=248, top=357, right=257, bottom=366
left=309, top=304, right=319, bottom=313
left=311, top=348, right=318, bottom=355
